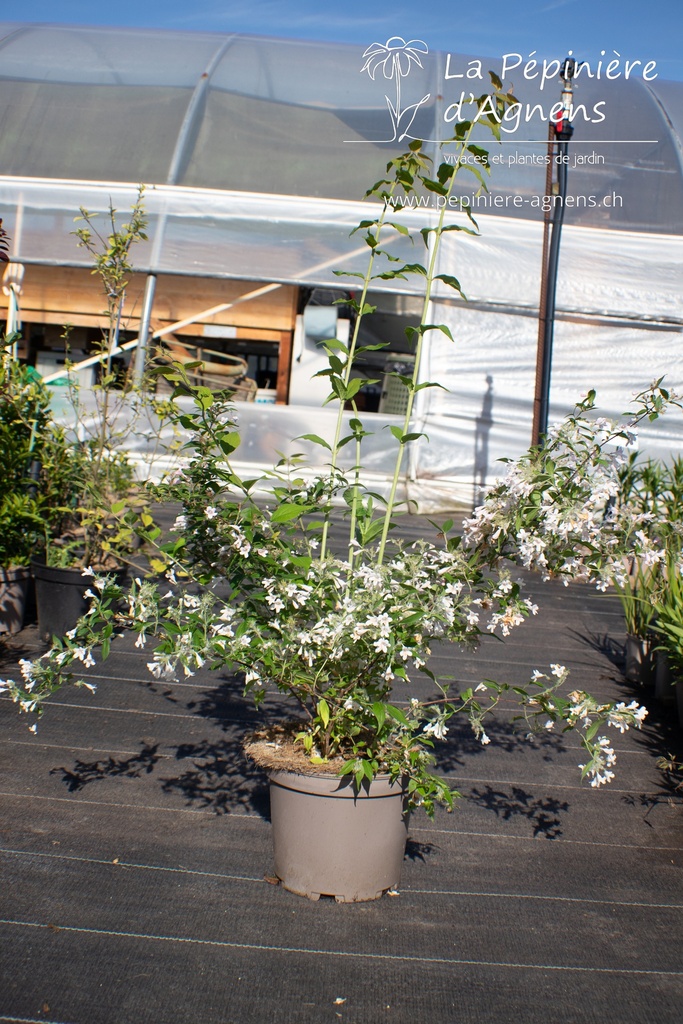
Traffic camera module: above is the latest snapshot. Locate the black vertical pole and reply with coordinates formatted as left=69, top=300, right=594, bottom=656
left=532, top=58, right=576, bottom=447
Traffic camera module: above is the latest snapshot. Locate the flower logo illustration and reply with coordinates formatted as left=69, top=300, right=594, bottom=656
left=361, top=37, right=431, bottom=142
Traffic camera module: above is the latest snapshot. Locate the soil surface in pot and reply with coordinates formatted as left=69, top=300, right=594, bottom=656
left=244, top=724, right=348, bottom=776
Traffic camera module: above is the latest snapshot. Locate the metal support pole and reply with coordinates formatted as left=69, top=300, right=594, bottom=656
left=133, top=273, right=157, bottom=385
left=531, top=58, right=576, bottom=446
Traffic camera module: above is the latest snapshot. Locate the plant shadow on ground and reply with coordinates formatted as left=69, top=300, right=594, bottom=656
left=619, top=692, right=683, bottom=823
left=404, top=838, right=439, bottom=863
left=49, top=731, right=272, bottom=817
left=158, top=675, right=310, bottom=818
left=48, top=674, right=275, bottom=816
left=165, top=674, right=296, bottom=816
left=465, top=784, right=570, bottom=838
left=568, top=627, right=626, bottom=672
left=162, top=735, right=271, bottom=818
left=50, top=741, right=164, bottom=792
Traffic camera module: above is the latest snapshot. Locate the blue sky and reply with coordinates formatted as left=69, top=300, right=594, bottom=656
left=8, top=0, right=683, bottom=80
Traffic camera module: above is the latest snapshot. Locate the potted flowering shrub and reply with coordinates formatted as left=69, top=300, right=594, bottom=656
left=1, top=86, right=676, bottom=901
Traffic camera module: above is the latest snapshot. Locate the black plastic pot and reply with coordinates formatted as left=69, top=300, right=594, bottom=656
left=31, top=560, right=126, bottom=642
left=0, top=566, right=31, bottom=635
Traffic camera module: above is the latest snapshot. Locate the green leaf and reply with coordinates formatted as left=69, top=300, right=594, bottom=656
left=299, top=434, right=332, bottom=451
left=218, top=432, right=241, bottom=455
left=387, top=704, right=409, bottom=726
left=435, top=273, right=466, bottom=298
left=437, top=162, right=455, bottom=184
left=584, top=721, right=601, bottom=743
left=360, top=518, right=387, bottom=543
left=318, top=698, right=330, bottom=728
left=467, top=144, right=490, bottom=164
left=389, top=426, right=425, bottom=444
left=270, top=503, right=308, bottom=524
left=440, top=223, right=479, bottom=237
left=421, top=323, right=455, bottom=342
left=372, top=702, right=386, bottom=729
left=422, top=178, right=448, bottom=196
left=462, top=164, right=489, bottom=189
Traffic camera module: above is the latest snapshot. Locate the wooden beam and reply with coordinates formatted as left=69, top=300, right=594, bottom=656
left=276, top=330, right=293, bottom=405
left=12, top=266, right=298, bottom=333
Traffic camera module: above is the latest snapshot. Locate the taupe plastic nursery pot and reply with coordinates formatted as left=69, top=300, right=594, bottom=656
left=268, top=770, right=409, bottom=903
left=0, top=566, right=31, bottom=635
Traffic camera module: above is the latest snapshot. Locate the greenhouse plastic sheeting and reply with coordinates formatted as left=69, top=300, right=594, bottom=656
left=2, top=22, right=682, bottom=509
left=0, top=23, right=682, bottom=255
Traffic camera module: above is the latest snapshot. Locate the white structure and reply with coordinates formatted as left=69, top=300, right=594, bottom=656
left=1, top=23, right=681, bottom=510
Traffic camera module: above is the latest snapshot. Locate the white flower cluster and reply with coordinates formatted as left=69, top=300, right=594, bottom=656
left=462, top=411, right=639, bottom=589
left=568, top=693, right=648, bottom=787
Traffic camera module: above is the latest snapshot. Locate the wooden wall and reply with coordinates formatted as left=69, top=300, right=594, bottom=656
left=7, top=266, right=297, bottom=340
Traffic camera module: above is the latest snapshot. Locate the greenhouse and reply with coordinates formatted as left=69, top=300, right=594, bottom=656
left=1, top=21, right=682, bottom=509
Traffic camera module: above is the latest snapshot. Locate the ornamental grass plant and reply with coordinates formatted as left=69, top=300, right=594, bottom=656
left=2, top=82, right=680, bottom=812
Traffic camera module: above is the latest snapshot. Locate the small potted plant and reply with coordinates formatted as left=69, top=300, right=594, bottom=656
left=0, top=341, right=60, bottom=633
left=1, top=87, right=676, bottom=900
left=612, top=457, right=683, bottom=684
left=651, top=552, right=683, bottom=723
left=30, top=189, right=171, bottom=639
